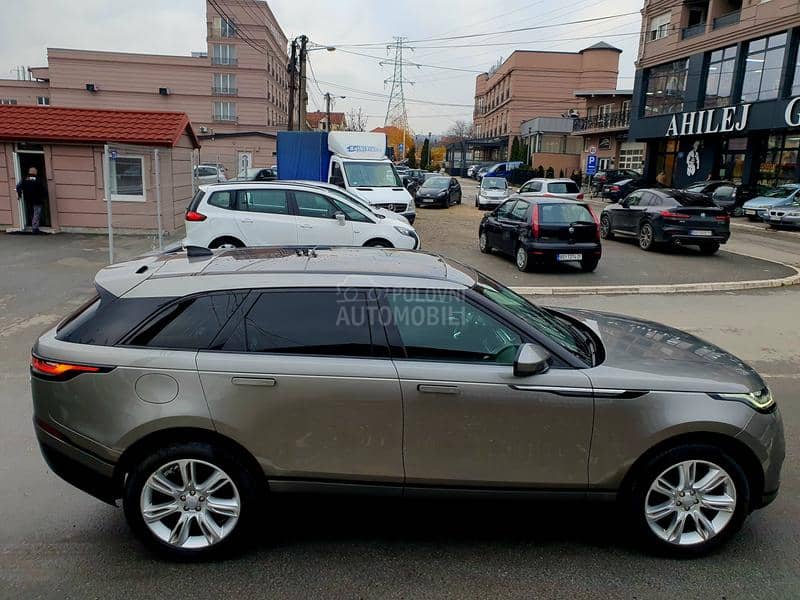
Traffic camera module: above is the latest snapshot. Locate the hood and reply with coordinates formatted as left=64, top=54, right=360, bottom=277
left=555, top=308, right=765, bottom=394
left=373, top=208, right=409, bottom=223
left=744, top=195, right=796, bottom=209
left=349, top=187, right=412, bottom=207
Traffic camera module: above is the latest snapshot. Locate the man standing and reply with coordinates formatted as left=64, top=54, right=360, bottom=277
left=16, top=167, right=48, bottom=233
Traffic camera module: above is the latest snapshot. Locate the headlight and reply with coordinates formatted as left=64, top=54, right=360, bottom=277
left=710, top=388, right=775, bottom=413
left=393, top=225, right=415, bottom=238
left=438, top=190, right=447, bottom=197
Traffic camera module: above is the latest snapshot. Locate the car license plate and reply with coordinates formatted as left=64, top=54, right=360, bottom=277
left=690, top=230, right=713, bottom=236
left=422, top=198, right=434, bottom=203
left=557, top=253, right=582, bottom=261
left=745, top=209, right=756, bottom=215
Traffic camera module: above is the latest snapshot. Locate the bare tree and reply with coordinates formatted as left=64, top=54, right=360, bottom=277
left=446, top=120, right=474, bottom=176
left=344, top=107, right=367, bottom=132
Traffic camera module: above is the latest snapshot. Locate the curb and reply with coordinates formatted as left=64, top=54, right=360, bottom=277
left=510, top=250, right=800, bottom=296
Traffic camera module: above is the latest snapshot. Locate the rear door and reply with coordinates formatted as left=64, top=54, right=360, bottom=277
left=293, top=190, right=355, bottom=246
left=235, top=188, right=297, bottom=246
left=196, top=289, right=404, bottom=484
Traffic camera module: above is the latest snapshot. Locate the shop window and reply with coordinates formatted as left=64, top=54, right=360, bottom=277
left=619, top=146, right=645, bottom=171
left=643, top=59, right=689, bottom=117
left=704, top=46, right=737, bottom=108
left=652, top=139, right=680, bottom=186
left=757, top=134, right=800, bottom=187
left=110, top=156, right=146, bottom=202
left=539, top=135, right=564, bottom=153
left=741, top=33, right=786, bottom=103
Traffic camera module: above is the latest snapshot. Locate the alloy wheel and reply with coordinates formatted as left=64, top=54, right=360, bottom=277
left=479, top=232, right=489, bottom=253
left=140, top=459, right=241, bottom=550
left=639, top=223, right=654, bottom=250
left=600, top=215, right=611, bottom=238
left=644, top=459, right=736, bottom=546
left=516, top=246, right=528, bottom=270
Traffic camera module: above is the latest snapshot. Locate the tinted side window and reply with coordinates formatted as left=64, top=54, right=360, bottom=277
left=713, top=185, right=734, bottom=199
left=128, top=292, right=247, bottom=349
left=295, top=191, right=337, bottom=219
left=510, top=200, right=530, bottom=221
left=227, top=291, right=380, bottom=357
left=384, top=291, right=522, bottom=364
left=496, top=200, right=516, bottom=218
left=626, top=192, right=641, bottom=206
left=332, top=198, right=370, bottom=222
left=547, top=182, right=579, bottom=194
left=208, top=190, right=234, bottom=209
left=239, top=189, right=289, bottom=214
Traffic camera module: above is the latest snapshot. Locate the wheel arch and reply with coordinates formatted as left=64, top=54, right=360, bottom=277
left=363, top=238, right=394, bottom=248
left=618, top=431, right=765, bottom=510
left=209, top=235, right=245, bottom=249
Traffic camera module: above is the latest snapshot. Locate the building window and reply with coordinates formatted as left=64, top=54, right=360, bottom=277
left=0, top=99, right=18, bottom=105
left=643, top=59, right=689, bottom=117
left=741, top=32, right=787, bottom=103
left=213, top=16, right=236, bottom=38
left=648, top=12, right=671, bottom=41
left=212, top=44, right=237, bottom=66
left=36, top=96, right=50, bottom=106
left=213, top=101, right=237, bottom=122
left=213, top=73, right=237, bottom=95
left=619, top=144, right=646, bottom=171
left=621, top=100, right=631, bottom=116
left=757, top=133, right=800, bottom=186
left=110, top=156, right=146, bottom=202
left=704, top=46, right=737, bottom=108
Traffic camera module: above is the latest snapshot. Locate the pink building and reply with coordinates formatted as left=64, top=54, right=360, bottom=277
left=0, top=0, right=289, bottom=175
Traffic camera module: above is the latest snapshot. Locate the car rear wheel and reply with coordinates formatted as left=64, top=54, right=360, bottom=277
left=515, top=245, right=531, bottom=272
left=600, top=214, right=614, bottom=240
left=626, top=444, right=749, bottom=557
left=479, top=232, right=492, bottom=254
left=209, top=237, right=244, bottom=250
left=123, top=442, right=260, bottom=560
left=638, top=222, right=655, bottom=251
left=698, top=241, right=720, bottom=255
left=580, top=257, right=599, bottom=272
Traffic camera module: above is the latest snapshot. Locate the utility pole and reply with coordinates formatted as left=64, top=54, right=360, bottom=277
left=298, top=35, right=308, bottom=132
left=287, top=39, right=298, bottom=131
left=324, top=92, right=332, bottom=132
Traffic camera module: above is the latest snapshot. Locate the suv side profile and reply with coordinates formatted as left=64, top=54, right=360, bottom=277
left=33, top=247, right=783, bottom=560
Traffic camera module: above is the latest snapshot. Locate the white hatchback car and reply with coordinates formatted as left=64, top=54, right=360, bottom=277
left=518, top=178, right=584, bottom=201
left=184, top=181, right=420, bottom=250
left=476, top=176, right=510, bottom=209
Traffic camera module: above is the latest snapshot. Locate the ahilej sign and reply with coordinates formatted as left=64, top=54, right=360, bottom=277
left=666, top=95, right=800, bottom=137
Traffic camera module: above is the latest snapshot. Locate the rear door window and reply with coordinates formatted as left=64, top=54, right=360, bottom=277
left=510, top=200, right=530, bottom=221
left=538, top=203, right=594, bottom=224
left=547, top=182, right=580, bottom=194
left=238, top=189, right=289, bottom=214
left=496, top=200, right=517, bottom=218
left=224, top=290, right=386, bottom=357
left=207, top=190, right=234, bottom=209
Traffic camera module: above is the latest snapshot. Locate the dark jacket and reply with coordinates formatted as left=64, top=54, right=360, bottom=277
left=17, top=177, right=48, bottom=206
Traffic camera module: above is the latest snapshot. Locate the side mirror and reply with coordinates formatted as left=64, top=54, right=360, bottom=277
left=620, top=198, right=630, bottom=208
left=513, top=343, right=551, bottom=377
left=335, top=212, right=346, bottom=226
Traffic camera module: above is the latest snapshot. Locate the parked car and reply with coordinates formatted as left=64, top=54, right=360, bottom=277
left=480, top=161, right=523, bottom=182
left=395, top=165, right=410, bottom=177
left=476, top=176, right=510, bottom=209
left=401, top=175, right=420, bottom=196
left=479, top=196, right=601, bottom=272
left=602, top=178, right=655, bottom=203
left=406, top=169, right=426, bottom=185
left=467, top=164, right=480, bottom=178
left=600, top=188, right=730, bottom=254
left=235, top=167, right=277, bottom=181
left=518, top=178, right=584, bottom=201
left=765, top=197, right=800, bottom=228
left=415, top=176, right=461, bottom=208
left=476, top=166, right=490, bottom=181
left=590, top=169, right=641, bottom=194
left=33, top=246, right=783, bottom=558
left=183, top=181, right=420, bottom=249
left=742, top=184, right=800, bottom=221
left=194, top=165, right=226, bottom=184
left=282, top=180, right=411, bottom=225
left=683, top=180, right=752, bottom=215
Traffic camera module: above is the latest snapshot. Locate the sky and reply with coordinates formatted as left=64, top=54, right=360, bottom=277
left=0, top=0, right=643, bottom=135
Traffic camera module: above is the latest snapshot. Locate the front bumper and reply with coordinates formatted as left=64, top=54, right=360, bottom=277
left=736, top=405, right=785, bottom=509
left=415, top=196, right=447, bottom=207
left=477, top=196, right=506, bottom=207
left=34, top=418, right=119, bottom=505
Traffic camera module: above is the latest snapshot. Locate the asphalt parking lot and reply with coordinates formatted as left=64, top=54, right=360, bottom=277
left=1, top=228, right=799, bottom=598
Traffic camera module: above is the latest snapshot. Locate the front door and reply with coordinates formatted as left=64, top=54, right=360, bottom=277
left=15, top=151, right=51, bottom=228
left=617, top=191, right=645, bottom=234
left=197, top=289, right=404, bottom=483
left=484, top=199, right=516, bottom=250
left=497, top=199, right=529, bottom=254
left=234, top=188, right=297, bottom=246
left=293, top=190, right=354, bottom=246
left=381, top=290, right=593, bottom=489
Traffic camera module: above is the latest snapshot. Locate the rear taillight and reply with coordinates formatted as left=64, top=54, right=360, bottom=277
left=531, top=204, right=540, bottom=239
left=660, top=210, right=691, bottom=220
left=577, top=193, right=584, bottom=200
left=610, top=186, right=620, bottom=192
left=31, top=355, right=104, bottom=381
left=715, top=214, right=730, bottom=223
left=185, top=210, right=207, bottom=222
left=588, top=206, right=600, bottom=240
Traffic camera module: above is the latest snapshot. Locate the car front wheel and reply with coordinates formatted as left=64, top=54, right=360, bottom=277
left=627, top=444, right=749, bottom=557
left=123, top=442, right=260, bottom=560
left=479, top=231, right=492, bottom=254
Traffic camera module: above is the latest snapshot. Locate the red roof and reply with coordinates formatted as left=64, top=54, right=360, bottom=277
left=306, top=110, right=345, bottom=129
left=0, top=105, right=200, bottom=148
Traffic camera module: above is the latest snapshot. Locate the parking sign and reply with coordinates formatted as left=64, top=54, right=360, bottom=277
left=586, top=154, right=598, bottom=176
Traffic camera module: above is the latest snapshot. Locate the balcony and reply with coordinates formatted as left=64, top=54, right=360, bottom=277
left=681, top=22, right=706, bottom=40
left=572, top=110, right=630, bottom=133
left=211, top=57, right=238, bottom=66
left=713, top=10, right=740, bottom=29
left=212, top=87, right=238, bottom=96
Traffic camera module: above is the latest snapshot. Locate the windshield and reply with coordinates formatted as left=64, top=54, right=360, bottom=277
left=343, top=161, right=402, bottom=187
left=482, top=177, right=507, bottom=190
left=421, top=177, right=449, bottom=190
left=473, top=274, right=594, bottom=365
left=763, top=186, right=797, bottom=198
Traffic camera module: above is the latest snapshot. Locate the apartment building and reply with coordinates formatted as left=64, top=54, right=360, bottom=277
left=629, top=0, right=800, bottom=187
left=0, top=0, right=289, bottom=175
left=471, top=43, right=622, bottom=160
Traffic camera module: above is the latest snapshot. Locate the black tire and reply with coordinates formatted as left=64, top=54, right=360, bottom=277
left=624, top=444, right=750, bottom=558
left=209, top=237, right=244, bottom=249
left=123, top=441, right=261, bottom=560
left=698, top=241, right=720, bottom=255
left=515, top=244, right=531, bottom=272
left=364, top=239, right=394, bottom=248
left=456, top=192, right=462, bottom=205
left=580, top=257, right=599, bottom=272
left=600, top=214, right=614, bottom=240
left=638, top=222, right=656, bottom=251
left=479, top=231, right=492, bottom=254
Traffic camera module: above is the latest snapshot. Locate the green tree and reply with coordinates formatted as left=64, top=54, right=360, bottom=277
left=537, top=165, right=545, bottom=178
left=546, top=166, right=555, bottom=178
left=420, top=138, right=431, bottom=170
left=509, top=136, right=521, bottom=161
left=406, top=145, right=417, bottom=168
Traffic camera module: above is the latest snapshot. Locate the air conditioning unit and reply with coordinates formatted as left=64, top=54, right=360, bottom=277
left=159, top=87, right=171, bottom=96
left=568, top=109, right=579, bottom=118
left=85, top=83, right=98, bottom=92
left=198, top=126, right=209, bottom=134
